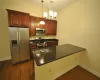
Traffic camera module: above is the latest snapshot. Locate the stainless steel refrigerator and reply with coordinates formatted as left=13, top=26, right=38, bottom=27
left=9, top=27, right=30, bottom=64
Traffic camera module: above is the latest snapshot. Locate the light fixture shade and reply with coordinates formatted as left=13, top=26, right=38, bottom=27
left=42, top=0, right=57, bottom=19
left=53, top=12, right=57, bottom=18
left=39, top=21, right=45, bottom=25
left=43, top=12, right=48, bottom=18
left=49, top=10, right=53, bottom=17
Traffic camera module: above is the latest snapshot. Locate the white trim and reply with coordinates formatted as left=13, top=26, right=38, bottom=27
left=0, top=56, right=11, bottom=61
left=80, top=65, right=100, bottom=78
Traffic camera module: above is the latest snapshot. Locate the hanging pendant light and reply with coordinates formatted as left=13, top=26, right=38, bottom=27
left=43, top=12, right=48, bottom=18
left=43, top=0, right=57, bottom=19
left=40, top=21, right=45, bottom=25
left=39, top=0, right=45, bottom=25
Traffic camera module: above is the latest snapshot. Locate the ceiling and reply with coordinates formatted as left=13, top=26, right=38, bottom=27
left=28, top=0, right=78, bottom=11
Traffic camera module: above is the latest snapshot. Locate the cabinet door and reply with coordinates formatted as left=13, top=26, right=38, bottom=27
left=30, top=16, right=37, bottom=36
left=52, top=20, right=57, bottom=35
left=30, top=43, right=37, bottom=49
left=20, top=13, right=30, bottom=27
left=45, top=20, right=57, bottom=35
left=47, top=41, right=58, bottom=47
left=7, top=9, right=30, bottom=28
left=8, top=10, right=19, bottom=27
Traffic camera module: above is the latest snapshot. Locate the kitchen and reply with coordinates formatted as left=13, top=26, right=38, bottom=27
left=0, top=0, right=100, bottom=80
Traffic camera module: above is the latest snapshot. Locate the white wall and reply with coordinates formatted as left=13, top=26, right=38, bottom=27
left=0, top=0, right=48, bottom=60
left=35, top=52, right=80, bottom=80
left=56, top=0, right=100, bottom=76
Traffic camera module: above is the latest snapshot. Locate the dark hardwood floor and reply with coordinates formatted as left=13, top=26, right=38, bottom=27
left=0, top=59, right=35, bottom=80
left=0, top=60, right=7, bottom=72
left=0, top=60, right=100, bottom=80
left=56, top=66, right=100, bottom=80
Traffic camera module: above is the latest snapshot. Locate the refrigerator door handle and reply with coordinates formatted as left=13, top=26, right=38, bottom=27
left=18, top=29, right=20, bottom=55
left=17, top=31, right=19, bottom=44
left=19, top=31, right=20, bottom=44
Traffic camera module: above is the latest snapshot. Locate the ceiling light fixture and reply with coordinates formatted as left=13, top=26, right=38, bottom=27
left=39, top=0, right=45, bottom=25
left=43, top=0, right=57, bottom=19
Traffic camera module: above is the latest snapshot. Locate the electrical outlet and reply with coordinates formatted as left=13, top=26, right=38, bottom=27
left=49, top=69, right=51, bottom=72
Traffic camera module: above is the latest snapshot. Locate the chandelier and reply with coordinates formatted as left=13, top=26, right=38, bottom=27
left=39, top=0, right=57, bottom=25
left=43, top=0, right=57, bottom=19
left=39, top=0, right=45, bottom=25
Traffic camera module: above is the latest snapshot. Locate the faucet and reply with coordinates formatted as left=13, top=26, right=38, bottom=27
left=43, top=42, right=47, bottom=48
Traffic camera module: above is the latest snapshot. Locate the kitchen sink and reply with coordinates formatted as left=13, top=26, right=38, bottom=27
left=40, top=48, right=52, bottom=53
left=33, top=48, right=52, bottom=57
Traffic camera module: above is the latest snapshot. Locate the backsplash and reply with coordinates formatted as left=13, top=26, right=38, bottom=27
left=30, top=36, right=56, bottom=40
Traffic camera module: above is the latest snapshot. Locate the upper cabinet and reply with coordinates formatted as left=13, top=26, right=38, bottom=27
left=7, top=9, right=57, bottom=36
left=30, top=16, right=57, bottom=36
left=30, top=16, right=37, bottom=36
left=7, top=9, right=30, bottom=28
left=45, top=20, right=57, bottom=35
left=30, top=16, right=46, bottom=36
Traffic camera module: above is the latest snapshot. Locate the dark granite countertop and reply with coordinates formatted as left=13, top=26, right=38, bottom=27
left=32, top=44, right=86, bottom=66
left=30, top=39, right=58, bottom=43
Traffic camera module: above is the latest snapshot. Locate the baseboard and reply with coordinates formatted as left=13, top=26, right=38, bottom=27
left=80, top=65, right=100, bottom=78
left=53, top=65, right=77, bottom=79
left=0, top=56, right=11, bottom=61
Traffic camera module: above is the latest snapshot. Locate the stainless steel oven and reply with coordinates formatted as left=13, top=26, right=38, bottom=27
left=36, top=28, right=45, bottom=35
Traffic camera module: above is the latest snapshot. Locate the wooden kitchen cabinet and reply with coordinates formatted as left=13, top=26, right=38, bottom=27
left=30, top=16, right=38, bottom=36
left=45, top=20, right=57, bottom=35
left=7, top=10, right=57, bottom=36
left=20, top=13, right=30, bottom=27
left=30, top=16, right=45, bottom=36
left=30, top=43, right=37, bottom=49
left=7, top=9, right=30, bottom=28
left=47, top=41, right=58, bottom=47
left=7, top=10, right=19, bottom=26
left=30, top=16, right=57, bottom=36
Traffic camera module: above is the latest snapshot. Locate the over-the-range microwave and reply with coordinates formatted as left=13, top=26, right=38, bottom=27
left=36, top=28, right=45, bottom=35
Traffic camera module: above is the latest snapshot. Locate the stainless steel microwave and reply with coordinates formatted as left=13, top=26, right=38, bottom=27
left=36, top=28, right=45, bottom=35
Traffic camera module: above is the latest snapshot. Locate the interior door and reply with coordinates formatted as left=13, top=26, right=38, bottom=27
left=19, top=28, right=30, bottom=61
left=9, top=27, right=21, bottom=64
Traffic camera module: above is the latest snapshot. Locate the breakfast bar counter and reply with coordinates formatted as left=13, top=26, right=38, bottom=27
left=32, top=44, right=86, bottom=66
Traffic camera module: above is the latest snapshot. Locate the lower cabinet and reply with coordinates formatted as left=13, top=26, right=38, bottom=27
left=30, top=43, right=37, bottom=49
left=30, top=43, right=37, bottom=58
left=47, top=41, right=58, bottom=47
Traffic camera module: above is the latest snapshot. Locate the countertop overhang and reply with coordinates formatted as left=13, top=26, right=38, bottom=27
left=32, top=44, right=86, bottom=66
